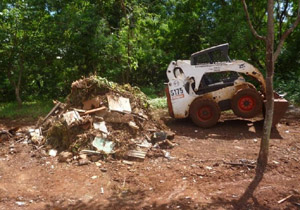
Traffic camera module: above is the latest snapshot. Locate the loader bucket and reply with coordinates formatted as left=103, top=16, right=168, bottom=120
left=264, top=92, right=289, bottom=126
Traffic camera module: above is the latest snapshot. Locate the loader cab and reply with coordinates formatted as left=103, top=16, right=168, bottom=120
left=196, top=71, right=240, bottom=95
left=190, top=43, right=231, bottom=65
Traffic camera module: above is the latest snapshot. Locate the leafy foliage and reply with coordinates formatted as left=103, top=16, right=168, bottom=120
left=0, top=0, right=300, bottom=103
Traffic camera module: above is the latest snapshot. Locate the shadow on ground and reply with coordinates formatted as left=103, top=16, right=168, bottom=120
left=44, top=192, right=281, bottom=210
left=166, top=117, right=282, bottom=141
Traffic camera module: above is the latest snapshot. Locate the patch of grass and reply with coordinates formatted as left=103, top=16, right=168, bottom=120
left=140, top=86, right=158, bottom=99
left=148, top=97, right=167, bottom=109
left=0, top=101, right=53, bottom=120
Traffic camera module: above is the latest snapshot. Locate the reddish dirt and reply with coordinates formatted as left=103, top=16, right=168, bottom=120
left=0, top=111, right=300, bottom=210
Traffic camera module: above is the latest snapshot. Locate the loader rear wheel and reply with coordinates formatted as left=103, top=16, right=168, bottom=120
left=231, top=88, right=262, bottom=118
left=190, top=98, right=220, bottom=128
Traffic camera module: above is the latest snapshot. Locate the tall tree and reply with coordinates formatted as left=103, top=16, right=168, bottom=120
left=238, top=0, right=300, bottom=204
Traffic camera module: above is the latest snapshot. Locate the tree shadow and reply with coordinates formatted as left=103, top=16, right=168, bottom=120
left=166, top=117, right=282, bottom=141
left=44, top=192, right=273, bottom=210
left=44, top=189, right=147, bottom=210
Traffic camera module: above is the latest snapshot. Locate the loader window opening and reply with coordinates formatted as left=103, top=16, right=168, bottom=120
left=193, top=54, right=211, bottom=64
left=193, top=71, right=239, bottom=95
left=200, top=71, right=239, bottom=87
left=190, top=43, right=231, bottom=65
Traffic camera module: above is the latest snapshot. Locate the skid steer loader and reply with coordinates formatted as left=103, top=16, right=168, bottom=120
left=165, top=43, right=288, bottom=128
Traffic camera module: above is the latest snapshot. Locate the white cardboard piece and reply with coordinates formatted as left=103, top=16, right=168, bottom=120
left=107, top=95, right=132, bottom=113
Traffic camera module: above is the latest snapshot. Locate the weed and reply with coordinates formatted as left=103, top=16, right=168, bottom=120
left=148, top=97, right=167, bottom=109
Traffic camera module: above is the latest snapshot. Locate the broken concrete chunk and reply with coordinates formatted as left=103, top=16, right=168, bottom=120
left=79, top=154, right=88, bottom=160
left=48, top=149, right=58, bottom=157
left=93, top=122, right=109, bottom=134
left=128, top=121, right=139, bottom=130
left=78, top=159, right=90, bottom=166
left=107, top=95, right=132, bottom=113
left=82, top=96, right=101, bottom=110
left=92, top=137, right=115, bottom=154
left=58, top=151, right=73, bottom=162
left=63, top=111, right=81, bottom=126
left=95, top=162, right=102, bottom=167
left=122, top=160, right=134, bottom=165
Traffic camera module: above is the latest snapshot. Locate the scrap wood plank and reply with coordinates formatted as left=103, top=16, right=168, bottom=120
left=82, top=106, right=106, bottom=115
left=127, top=150, right=147, bottom=159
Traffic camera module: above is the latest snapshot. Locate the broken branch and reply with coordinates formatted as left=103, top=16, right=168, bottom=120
left=36, top=102, right=62, bottom=127
left=242, top=0, right=266, bottom=41
left=278, top=194, right=293, bottom=204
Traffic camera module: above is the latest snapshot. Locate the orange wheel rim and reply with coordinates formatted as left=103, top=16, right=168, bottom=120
left=197, top=106, right=213, bottom=121
left=238, top=96, right=255, bottom=111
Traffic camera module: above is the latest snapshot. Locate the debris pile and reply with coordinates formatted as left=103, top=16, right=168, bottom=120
left=29, top=76, right=174, bottom=163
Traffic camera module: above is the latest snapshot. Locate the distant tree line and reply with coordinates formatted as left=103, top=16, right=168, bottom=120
left=1, top=0, right=300, bottom=104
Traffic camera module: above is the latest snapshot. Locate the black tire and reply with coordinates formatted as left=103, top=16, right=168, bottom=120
left=231, top=88, right=262, bottom=118
left=190, top=98, right=221, bottom=128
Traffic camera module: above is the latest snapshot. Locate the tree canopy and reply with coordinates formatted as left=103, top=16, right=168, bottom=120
left=1, top=0, right=300, bottom=104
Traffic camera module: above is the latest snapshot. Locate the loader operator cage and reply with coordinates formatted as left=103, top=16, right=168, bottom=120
left=190, top=43, right=231, bottom=65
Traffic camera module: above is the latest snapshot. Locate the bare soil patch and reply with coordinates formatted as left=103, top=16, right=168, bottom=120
left=0, top=111, right=300, bottom=210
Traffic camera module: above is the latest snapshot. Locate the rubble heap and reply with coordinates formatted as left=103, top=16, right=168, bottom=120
left=31, top=76, right=174, bottom=162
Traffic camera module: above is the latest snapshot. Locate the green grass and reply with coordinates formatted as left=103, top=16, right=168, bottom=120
left=0, top=101, right=54, bottom=120
left=0, top=97, right=167, bottom=121
left=148, top=97, right=167, bottom=109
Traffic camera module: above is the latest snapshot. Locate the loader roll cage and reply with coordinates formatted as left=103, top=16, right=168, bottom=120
left=190, top=43, right=231, bottom=65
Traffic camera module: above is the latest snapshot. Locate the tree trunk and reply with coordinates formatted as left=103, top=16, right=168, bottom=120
left=16, top=54, right=25, bottom=108
left=15, top=86, right=22, bottom=108
left=239, top=0, right=300, bottom=205
left=257, top=0, right=275, bottom=174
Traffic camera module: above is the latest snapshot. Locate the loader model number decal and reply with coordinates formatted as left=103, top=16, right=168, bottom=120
left=170, top=88, right=184, bottom=100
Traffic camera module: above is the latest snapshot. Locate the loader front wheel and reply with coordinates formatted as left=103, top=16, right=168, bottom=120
left=231, top=88, right=262, bottom=118
left=190, top=98, right=220, bottom=128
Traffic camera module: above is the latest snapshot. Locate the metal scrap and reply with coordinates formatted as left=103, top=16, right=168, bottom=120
left=127, top=150, right=147, bottom=159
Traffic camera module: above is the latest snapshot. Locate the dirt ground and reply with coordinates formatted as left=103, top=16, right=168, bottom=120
left=0, top=110, right=300, bottom=210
